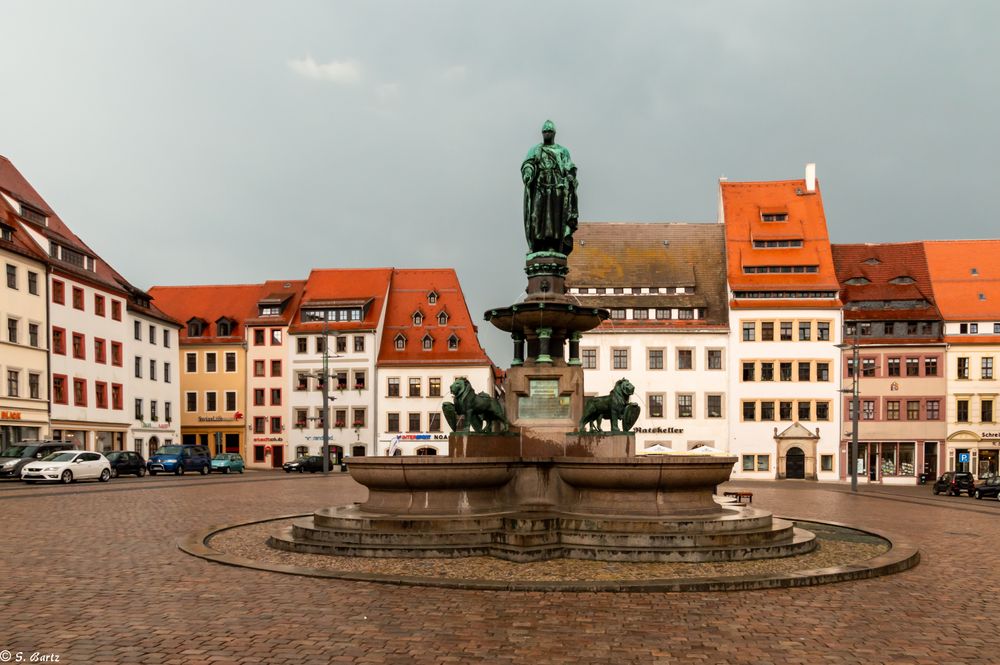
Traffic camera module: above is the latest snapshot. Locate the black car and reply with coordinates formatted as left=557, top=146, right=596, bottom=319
left=0, top=440, right=75, bottom=479
left=974, top=476, right=1000, bottom=500
left=104, top=450, right=147, bottom=478
left=933, top=471, right=976, bottom=497
left=282, top=455, right=334, bottom=473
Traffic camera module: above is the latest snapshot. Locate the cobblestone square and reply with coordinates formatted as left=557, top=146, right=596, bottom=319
left=1, top=473, right=996, bottom=664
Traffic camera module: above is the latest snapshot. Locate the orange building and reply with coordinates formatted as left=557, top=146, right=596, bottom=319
left=924, top=240, right=1000, bottom=477
left=147, top=284, right=263, bottom=458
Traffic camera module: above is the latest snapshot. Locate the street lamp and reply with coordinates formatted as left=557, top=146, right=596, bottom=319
left=837, top=325, right=861, bottom=492
left=311, top=320, right=339, bottom=475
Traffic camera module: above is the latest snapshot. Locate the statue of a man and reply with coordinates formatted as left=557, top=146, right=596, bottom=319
left=521, top=120, right=579, bottom=255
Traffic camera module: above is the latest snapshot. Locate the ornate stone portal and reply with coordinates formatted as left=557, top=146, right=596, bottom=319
left=268, top=122, right=817, bottom=563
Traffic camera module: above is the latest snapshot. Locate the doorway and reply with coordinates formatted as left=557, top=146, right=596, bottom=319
left=271, top=446, right=284, bottom=468
left=869, top=450, right=879, bottom=481
left=786, top=447, right=805, bottom=479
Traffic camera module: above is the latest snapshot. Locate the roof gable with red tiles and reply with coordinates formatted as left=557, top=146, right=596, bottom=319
left=377, top=269, right=491, bottom=366
left=831, top=242, right=941, bottom=322
left=289, top=268, right=393, bottom=334
left=721, top=178, right=840, bottom=307
left=146, top=284, right=267, bottom=344
left=924, top=240, right=1000, bottom=320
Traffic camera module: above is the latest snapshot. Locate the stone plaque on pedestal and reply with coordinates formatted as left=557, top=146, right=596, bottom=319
left=518, top=379, right=571, bottom=419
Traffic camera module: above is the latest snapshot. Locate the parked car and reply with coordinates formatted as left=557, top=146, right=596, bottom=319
left=932, top=471, right=976, bottom=496
left=21, top=450, right=112, bottom=484
left=282, top=455, right=333, bottom=473
left=974, top=476, right=1000, bottom=500
left=0, top=440, right=75, bottom=479
left=210, top=453, right=245, bottom=474
left=147, top=445, right=211, bottom=476
left=103, top=450, right=147, bottom=478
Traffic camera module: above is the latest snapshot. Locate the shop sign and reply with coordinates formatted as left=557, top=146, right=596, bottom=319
left=982, top=432, right=1000, bottom=439
left=252, top=436, right=283, bottom=443
left=199, top=416, right=235, bottom=422
left=396, top=434, right=449, bottom=441
left=1, top=411, right=22, bottom=420
left=633, top=426, right=685, bottom=434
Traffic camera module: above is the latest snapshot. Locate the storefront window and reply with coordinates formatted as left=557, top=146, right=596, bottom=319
left=881, top=445, right=896, bottom=476
left=898, top=443, right=915, bottom=476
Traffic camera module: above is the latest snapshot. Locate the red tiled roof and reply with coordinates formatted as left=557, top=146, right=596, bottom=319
left=0, top=199, right=47, bottom=264
left=0, top=155, right=132, bottom=294
left=289, top=269, right=393, bottom=334
left=721, top=179, right=841, bottom=308
left=729, top=299, right=840, bottom=309
left=924, top=240, right=1000, bottom=320
left=831, top=242, right=941, bottom=325
left=147, top=283, right=270, bottom=344
left=377, top=269, right=491, bottom=366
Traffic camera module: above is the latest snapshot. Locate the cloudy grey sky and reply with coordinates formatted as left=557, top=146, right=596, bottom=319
left=1, top=1, right=997, bottom=361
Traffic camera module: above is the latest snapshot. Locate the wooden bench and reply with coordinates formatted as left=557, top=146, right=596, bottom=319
left=723, top=491, right=753, bottom=505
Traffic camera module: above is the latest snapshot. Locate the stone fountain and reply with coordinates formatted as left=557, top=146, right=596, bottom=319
left=269, top=121, right=816, bottom=562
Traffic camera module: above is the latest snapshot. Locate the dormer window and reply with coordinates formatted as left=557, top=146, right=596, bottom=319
left=863, top=258, right=881, bottom=266
left=216, top=318, right=234, bottom=337
left=971, top=268, right=979, bottom=276
left=448, top=334, right=459, bottom=350
left=259, top=305, right=281, bottom=317
left=760, top=211, right=788, bottom=222
left=0, top=222, right=13, bottom=243
left=187, top=319, right=205, bottom=337
left=889, top=276, right=916, bottom=285
left=19, top=203, right=47, bottom=226
left=437, top=311, right=449, bottom=326
left=422, top=334, right=433, bottom=350
left=394, top=333, right=406, bottom=350
left=412, top=311, right=424, bottom=327
left=427, top=291, right=438, bottom=305
left=844, top=277, right=871, bottom=286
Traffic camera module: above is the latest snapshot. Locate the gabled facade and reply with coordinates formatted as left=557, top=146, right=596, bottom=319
left=566, top=223, right=730, bottom=451
left=832, top=242, right=946, bottom=484
left=924, top=240, right=1000, bottom=478
left=147, top=284, right=260, bottom=460
left=721, top=170, right=843, bottom=480
left=376, top=269, right=493, bottom=456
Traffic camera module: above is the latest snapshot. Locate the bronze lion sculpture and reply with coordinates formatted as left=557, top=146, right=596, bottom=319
left=579, top=378, right=639, bottom=433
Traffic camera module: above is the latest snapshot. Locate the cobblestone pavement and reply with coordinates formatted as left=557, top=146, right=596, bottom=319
left=0, top=473, right=996, bottom=664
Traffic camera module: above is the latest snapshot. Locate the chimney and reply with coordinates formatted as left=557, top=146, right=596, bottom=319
left=805, top=163, right=816, bottom=193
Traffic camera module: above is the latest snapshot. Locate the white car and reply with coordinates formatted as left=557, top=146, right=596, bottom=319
left=21, top=450, right=112, bottom=484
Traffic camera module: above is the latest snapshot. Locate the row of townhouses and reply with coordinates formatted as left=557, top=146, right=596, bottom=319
left=3, top=154, right=999, bottom=481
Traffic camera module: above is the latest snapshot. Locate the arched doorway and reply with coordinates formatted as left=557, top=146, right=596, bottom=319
left=786, top=447, right=805, bottom=479
left=415, top=446, right=438, bottom=456
left=148, top=436, right=159, bottom=459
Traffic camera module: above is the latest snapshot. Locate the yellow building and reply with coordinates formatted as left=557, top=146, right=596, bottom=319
left=147, top=285, right=262, bottom=457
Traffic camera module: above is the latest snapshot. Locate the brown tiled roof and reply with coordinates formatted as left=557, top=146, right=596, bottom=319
left=567, top=223, right=729, bottom=326
left=831, top=242, right=942, bottom=326
left=0, top=154, right=133, bottom=295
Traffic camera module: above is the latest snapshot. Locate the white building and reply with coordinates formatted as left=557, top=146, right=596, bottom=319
left=0, top=194, right=49, bottom=446
left=126, top=293, right=182, bottom=459
left=288, top=269, right=392, bottom=460
left=566, top=223, right=730, bottom=451
left=721, top=172, right=843, bottom=481
left=375, top=269, right=494, bottom=456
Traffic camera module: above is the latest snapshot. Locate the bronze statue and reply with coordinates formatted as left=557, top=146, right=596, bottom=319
left=579, top=378, right=640, bottom=433
left=442, top=378, right=510, bottom=434
left=521, top=120, right=578, bottom=255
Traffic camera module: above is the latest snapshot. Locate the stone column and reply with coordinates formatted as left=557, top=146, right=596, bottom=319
left=511, top=333, right=525, bottom=366
left=567, top=332, right=582, bottom=366
left=536, top=328, right=553, bottom=364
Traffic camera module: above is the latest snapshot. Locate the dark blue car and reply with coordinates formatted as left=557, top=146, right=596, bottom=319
left=147, top=445, right=211, bottom=476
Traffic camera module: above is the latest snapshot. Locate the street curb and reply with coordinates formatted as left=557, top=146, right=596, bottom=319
left=178, top=513, right=919, bottom=593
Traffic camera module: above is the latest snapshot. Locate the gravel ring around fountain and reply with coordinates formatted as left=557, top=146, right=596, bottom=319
left=178, top=513, right=919, bottom=592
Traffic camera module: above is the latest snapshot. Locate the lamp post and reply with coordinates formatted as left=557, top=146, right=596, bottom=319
left=837, top=325, right=861, bottom=492
left=311, top=319, right=336, bottom=476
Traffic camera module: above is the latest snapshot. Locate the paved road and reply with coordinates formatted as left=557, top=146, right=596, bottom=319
left=0, top=474, right=995, bottom=664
